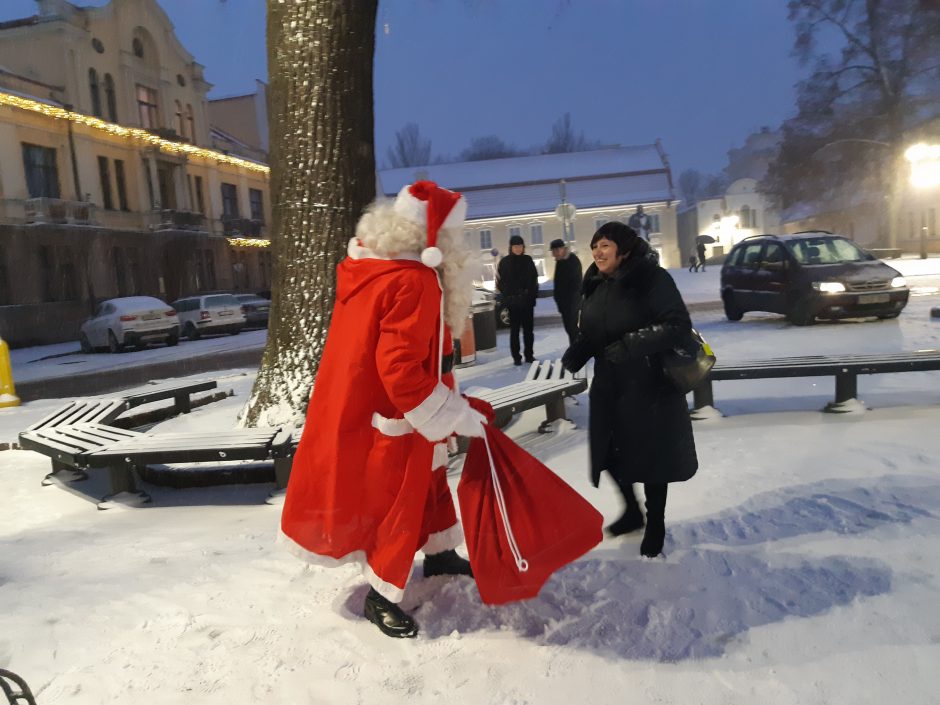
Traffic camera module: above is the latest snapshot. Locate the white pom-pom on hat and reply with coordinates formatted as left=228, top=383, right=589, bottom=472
left=394, top=180, right=467, bottom=267
left=421, top=246, right=443, bottom=268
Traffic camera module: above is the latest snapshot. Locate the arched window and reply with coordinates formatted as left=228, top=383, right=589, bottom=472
left=186, top=104, right=195, bottom=144
left=739, top=205, right=752, bottom=229
left=103, top=73, right=117, bottom=122
left=88, top=68, right=102, bottom=117
left=175, top=100, right=185, bottom=138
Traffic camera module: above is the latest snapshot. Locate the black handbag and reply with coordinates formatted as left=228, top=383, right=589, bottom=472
left=661, top=328, right=715, bottom=394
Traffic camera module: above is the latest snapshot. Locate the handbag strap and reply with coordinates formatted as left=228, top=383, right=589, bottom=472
left=482, top=434, right=530, bottom=573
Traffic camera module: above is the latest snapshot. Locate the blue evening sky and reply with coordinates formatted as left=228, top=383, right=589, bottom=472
left=1, top=1, right=808, bottom=177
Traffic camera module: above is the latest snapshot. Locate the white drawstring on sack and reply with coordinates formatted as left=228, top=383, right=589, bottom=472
left=482, top=433, right=529, bottom=573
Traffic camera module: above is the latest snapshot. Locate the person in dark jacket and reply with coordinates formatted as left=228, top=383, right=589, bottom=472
left=497, top=234, right=539, bottom=365
left=550, top=238, right=583, bottom=346
left=696, top=241, right=707, bottom=272
left=562, top=222, right=698, bottom=558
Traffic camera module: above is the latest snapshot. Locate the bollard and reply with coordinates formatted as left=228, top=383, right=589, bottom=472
left=0, top=336, right=20, bottom=408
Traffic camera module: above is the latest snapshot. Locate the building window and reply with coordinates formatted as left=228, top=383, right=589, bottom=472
left=259, top=250, right=272, bottom=288
left=0, top=254, right=9, bottom=305
left=103, top=73, right=117, bottom=122
left=89, top=68, right=102, bottom=117
left=508, top=226, right=522, bottom=243
left=186, top=104, right=195, bottom=144
left=479, top=229, right=492, bottom=250
left=195, top=249, right=217, bottom=290
left=114, top=159, right=129, bottom=211
left=595, top=218, right=608, bottom=230
left=249, top=188, right=264, bottom=222
left=193, top=175, right=206, bottom=214
left=97, top=156, right=113, bottom=210
left=650, top=213, right=661, bottom=233
left=530, top=223, right=543, bottom=245
left=739, top=205, right=754, bottom=229
left=113, top=247, right=128, bottom=297
left=39, top=245, right=78, bottom=302
left=136, top=84, right=159, bottom=129
left=221, top=183, right=239, bottom=218
left=132, top=37, right=144, bottom=58
left=21, top=143, right=60, bottom=199
left=175, top=100, right=185, bottom=138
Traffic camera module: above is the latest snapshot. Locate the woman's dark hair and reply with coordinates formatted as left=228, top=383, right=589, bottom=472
left=590, top=221, right=638, bottom=256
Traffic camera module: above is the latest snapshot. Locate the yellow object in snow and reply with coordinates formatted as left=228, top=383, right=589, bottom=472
left=0, top=337, right=20, bottom=408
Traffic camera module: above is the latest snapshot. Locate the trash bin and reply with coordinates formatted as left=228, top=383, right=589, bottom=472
left=456, top=312, right=476, bottom=366
left=471, top=301, right=497, bottom=351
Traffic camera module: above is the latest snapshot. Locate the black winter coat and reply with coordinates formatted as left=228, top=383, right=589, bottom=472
left=552, top=253, right=583, bottom=308
left=497, top=253, right=538, bottom=306
left=563, top=242, right=698, bottom=487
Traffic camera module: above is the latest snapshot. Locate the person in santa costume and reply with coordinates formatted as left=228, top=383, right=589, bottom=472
left=280, top=180, right=491, bottom=639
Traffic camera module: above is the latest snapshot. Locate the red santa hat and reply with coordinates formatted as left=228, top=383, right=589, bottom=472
left=394, top=180, right=468, bottom=268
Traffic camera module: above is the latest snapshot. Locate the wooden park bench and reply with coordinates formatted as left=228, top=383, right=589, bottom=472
left=473, top=359, right=588, bottom=431
left=691, top=349, right=940, bottom=417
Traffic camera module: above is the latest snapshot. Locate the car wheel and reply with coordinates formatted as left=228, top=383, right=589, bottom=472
left=184, top=322, right=200, bottom=341
left=787, top=298, right=816, bottom=326
left=107, top=330, right=124, bottom=353
left=877, top=312, right=900, bottom=320
left=230, top=327, right=242, bottom=336
left=722, top=291, right=744, bottom=321
left=79, top=333, right=93, bottom=354
left=166, top=333, right=179, bottom=347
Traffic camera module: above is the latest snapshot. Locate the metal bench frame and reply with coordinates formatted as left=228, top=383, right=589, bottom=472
left=691, top=349, right=940, bottom=416
left=474, top=359, right=588, bottom=430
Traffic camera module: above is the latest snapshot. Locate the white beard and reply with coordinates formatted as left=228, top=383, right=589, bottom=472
left=437, top=227, right=478, bottom=337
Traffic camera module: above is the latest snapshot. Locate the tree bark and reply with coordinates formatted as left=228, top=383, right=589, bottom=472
left=244, top=0, right=378, bottom=427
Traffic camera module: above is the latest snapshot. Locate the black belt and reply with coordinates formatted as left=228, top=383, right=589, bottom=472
left=442, top=353, right=454, bottom=374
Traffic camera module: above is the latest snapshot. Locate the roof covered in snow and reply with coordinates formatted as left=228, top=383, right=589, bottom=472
left=378, top=144, right=675, bottom=220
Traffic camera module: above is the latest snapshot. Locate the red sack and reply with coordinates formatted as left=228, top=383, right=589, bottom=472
left=458, top=424, right=604, bottom=605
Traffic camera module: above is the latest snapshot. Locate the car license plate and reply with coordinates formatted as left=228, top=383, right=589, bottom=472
left=219, top=310, right=233, bottom=316
left=142, top=313, right=160, bottom=320
left=257, top=306, right=269, bottom=312
left=858, top=293, right=890, bottom=304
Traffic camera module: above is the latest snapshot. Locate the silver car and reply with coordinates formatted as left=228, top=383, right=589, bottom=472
left=172, top=293, right=247, bottom=339
left=79, top=296, right=180, bottom=353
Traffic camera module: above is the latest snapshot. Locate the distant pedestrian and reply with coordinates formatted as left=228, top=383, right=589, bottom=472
left=696, top=241, right=707, bottom=272
left=550, top=238, right=583, bottom=346
left=497, top=234, right=538, bottom=365
left=688, top=254, right=698, bottom=272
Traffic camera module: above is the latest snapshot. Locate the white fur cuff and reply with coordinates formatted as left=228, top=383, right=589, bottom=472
left=405, top=385, right=470, bottom=442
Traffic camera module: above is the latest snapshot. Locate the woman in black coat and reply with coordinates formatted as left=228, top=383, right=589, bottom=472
left=562, top=222, right=697, bottom=557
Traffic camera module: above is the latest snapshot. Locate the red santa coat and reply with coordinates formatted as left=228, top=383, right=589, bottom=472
left=281, top=251, right=461, bottom=602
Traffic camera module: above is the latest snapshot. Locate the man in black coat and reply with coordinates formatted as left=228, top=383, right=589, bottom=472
left=550, top=239, right=583, bottom=346
left=497, top=234, right=539, bottom=365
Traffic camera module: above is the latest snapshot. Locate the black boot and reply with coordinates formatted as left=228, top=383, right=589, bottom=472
left=640, top=483, right=668, bottom=558
left=423, top=549, right=473, bottom=578
left=607, top=476, right=645, bottom=536
left=363, top=588, right=419, bottom=638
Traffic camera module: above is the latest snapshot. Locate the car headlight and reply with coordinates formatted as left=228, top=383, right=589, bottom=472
left=812, top=281, right=846, bottom=293
left=891, top=276, right=907, bottom=288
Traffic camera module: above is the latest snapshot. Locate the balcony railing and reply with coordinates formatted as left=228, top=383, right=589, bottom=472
left=24, top=198, right=96, bottom=225
left=222, top=217, right=264, bottom=237
left=155, top=209, right=206, bottom=231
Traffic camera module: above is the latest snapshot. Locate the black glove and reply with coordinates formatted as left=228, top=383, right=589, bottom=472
left=603, top=339, right=629, bottom=365
left=604, top=324, right=672, bottom=365
left=562, top=339, right=592, bottom=373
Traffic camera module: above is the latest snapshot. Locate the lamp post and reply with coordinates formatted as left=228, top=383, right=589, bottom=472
left=555, top=179, right=577, bottom=247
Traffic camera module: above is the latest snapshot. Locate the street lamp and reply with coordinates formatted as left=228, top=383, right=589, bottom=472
left=906, top=143, right=940, bottom=259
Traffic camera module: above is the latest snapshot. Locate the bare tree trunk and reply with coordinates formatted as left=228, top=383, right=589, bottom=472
left=244, top=0, right=378, bottom=427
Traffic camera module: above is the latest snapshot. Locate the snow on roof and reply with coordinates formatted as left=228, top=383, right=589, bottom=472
left=379, top=145, right=673, bottom=220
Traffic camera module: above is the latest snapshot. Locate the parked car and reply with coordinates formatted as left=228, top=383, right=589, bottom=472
left=235, top=293, right=271, bottom=328
left=171, top=293, right=247, bottom=339
left=79, top=296, right=180, bottom=353
left=720, top=231, right=910, bottom=325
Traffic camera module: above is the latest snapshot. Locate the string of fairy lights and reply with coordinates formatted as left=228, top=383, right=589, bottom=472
left=0, top=90, right=270, bottom=175
left=1, top=90, right=272, bottom=248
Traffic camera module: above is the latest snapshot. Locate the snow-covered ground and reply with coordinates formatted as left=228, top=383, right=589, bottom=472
left=2, top=259, right=940, bottom=704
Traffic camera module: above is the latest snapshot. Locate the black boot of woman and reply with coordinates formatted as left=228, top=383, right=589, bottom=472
left=606, top=475, right=645, bottom=537
left=640, top=483, right=668, bottom=557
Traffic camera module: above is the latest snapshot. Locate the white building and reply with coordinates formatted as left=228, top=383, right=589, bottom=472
left=379, top=143, right=679, bottom=285
left=694, top=177, right=782, bottom=259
